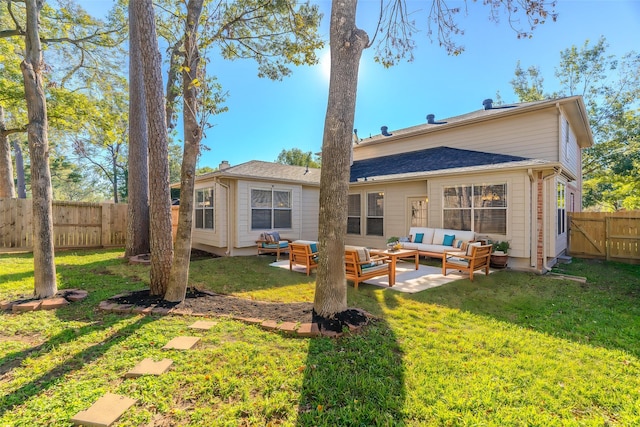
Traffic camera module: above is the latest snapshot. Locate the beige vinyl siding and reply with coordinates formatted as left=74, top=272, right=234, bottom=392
left=301, top=187, right=319, bottom=241
left=345, top=181, right=427, bottom=248
left=191, top=180, right=227, bottom=248
left=236, top=180, right=303, bottom=248
left=560, top=113, right=582, bottom=179
left=354, top=110, right=559, bottom=162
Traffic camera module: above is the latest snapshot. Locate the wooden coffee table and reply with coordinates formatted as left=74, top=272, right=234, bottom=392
left=369, top=249, right=419, bottom=286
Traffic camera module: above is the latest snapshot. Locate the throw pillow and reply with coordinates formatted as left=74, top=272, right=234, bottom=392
left=310, top=243, right=318, bottom=254
left=399, top=236, right=411, bottom=243
left=466, top=241, right=482, bottom=256
left=443, top=234, right=455, bottom=246
left=264, top=232, right=275, bottom=243
left=271, top=231, right=281, bottom=242
left=355, top=247, right=370, bottom=262
left=415, top=233, right=424, bottom=243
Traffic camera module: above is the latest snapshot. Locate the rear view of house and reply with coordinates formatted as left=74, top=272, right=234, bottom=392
left=186, top=96, right=593, bottom=273
left=345, top=96, right=594, bottom=272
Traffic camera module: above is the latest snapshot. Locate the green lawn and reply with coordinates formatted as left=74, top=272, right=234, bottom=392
left=1, top=249, right=639, bottom=426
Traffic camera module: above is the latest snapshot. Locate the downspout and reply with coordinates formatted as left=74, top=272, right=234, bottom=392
left=214, top=177, right=232, bottom=256
left=541, top=167, right=562, bottom=272
left=527, top=169, right=536, bottom=268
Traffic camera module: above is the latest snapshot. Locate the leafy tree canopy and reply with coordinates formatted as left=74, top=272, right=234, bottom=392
left=509, top=37, right=640, bottom=211
left=276, top=147, right=320, bottom=168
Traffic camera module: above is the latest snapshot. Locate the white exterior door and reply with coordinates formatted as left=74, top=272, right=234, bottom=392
left=408, top=197, right=428, bottom=228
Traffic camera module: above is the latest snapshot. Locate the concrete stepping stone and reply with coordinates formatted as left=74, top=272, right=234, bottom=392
left=162, top=336, right=200, bottom=350
left=188, top=320, right=218, bottom=330
left=71, top=393, right=137, bottom=427
left=124, top=358, right=173, bottom=378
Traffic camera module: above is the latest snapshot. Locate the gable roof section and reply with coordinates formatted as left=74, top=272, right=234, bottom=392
left=349, top=147, right=534, bottom=182
left=197, top=160, right=321, bottom=186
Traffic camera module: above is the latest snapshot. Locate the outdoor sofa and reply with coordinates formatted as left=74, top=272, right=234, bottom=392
left=399, top=227, right=476, bottom=259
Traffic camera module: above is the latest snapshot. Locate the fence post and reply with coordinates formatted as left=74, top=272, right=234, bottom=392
left=101, top=203, right=110, bottom=247
left=605, top=216, right=610, bottom=261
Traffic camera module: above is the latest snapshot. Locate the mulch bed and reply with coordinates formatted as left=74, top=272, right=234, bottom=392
left=107, top=288, right=371, bottom=333
left=108, top=288, right=315, bottom=323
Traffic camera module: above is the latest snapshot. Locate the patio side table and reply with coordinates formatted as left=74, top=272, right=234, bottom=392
left=369, top=248, right=419, bottom=286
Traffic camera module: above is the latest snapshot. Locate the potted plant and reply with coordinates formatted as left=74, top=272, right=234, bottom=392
left=386, top=236, right=401, bottom=251
left=491, top=241, right=510, bottom=268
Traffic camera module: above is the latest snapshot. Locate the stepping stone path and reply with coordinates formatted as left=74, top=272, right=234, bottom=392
left=70, top=304, right=334, bottom=425
left=162, top=336, right=201, bottom=350
left=1, top=289, right=88, bottom=313
left=188, top=320, right=217, bottom=330
left=125, top=358, right=174, bottom=378
left=71, top=321, right=207, bottom=426
left=71, top=393, right=137, bottom=427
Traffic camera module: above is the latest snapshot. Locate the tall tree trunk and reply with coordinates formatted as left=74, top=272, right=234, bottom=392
left=14, top=140, right=26, bottom=199
left=125, top=0, right=150, bottom=257
left=165, top=0, right=205, bottom=302
left=314, top=0, right=368, bottom=317
left=21, top=0, right=57, bottom=298
left=134, top=0, right=173, bottom=295
left=112, top=148, right=118, bottom=203
left=0, top=106, right=15, bottom=198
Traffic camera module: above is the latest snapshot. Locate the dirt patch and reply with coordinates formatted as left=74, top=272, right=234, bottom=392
left=107, top=288, right=372, bottom=333
left=108, top=288, right=314, bottom=323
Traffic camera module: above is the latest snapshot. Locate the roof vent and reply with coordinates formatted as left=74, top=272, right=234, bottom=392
left=427, top=114, right=435, bottom=124
left=483, top=99, right=493, bottom=110
left=381, top=126, right=393, bottom=137
left=219, top=160, right=230, bottom=170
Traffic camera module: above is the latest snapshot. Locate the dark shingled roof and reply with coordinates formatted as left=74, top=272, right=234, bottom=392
left=349, top=146, right=529, bottom=182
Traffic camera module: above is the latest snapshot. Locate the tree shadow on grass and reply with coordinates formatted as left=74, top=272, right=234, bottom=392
left=0, top=313, right=156, bottom=417
left=297, top=316, right=405, bottom=426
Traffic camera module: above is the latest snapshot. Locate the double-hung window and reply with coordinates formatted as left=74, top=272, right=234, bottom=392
left=251, top=188, right=292, bottom=229
left=443, top=184, right=507, bottom=234
left=366, top=192, right=384, bottom=236
left=347, top=194, right=361, bottom=235
left=557, top=183, right=566, bottom=235
left=195, top=187, right=214, bottom=229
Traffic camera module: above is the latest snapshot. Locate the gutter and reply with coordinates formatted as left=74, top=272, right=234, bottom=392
left=528, top=168, right=536, bottom=268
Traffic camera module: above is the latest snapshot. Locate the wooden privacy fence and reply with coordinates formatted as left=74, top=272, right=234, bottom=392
left=568, top=211, right=640, bottom=264
left=0, top=198, right=127, bottom=252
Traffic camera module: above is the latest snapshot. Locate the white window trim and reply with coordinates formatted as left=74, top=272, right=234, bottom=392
left=366, top=191, right=384, bottom=236
left=195, top=187, right=214, bottom=230
left=250, top=187, right=293, bottom=230
left=347, top=193, right=362, bottom=235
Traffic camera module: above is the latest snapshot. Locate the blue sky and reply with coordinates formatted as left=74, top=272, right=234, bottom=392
left=82, top=0, right=639, bottom=170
